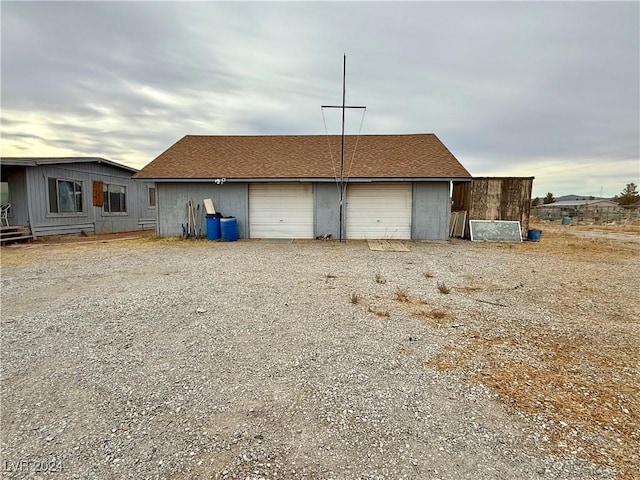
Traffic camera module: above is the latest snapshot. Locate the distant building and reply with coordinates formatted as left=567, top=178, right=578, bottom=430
left=532, top=198, right=623, bottom=223
left=554, top=194, right=603, bottom=202
left=544, top=199, right=620, bottom=210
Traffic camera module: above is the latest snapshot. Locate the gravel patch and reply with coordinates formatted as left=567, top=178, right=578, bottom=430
left=1, top=237, right=631, bottom=479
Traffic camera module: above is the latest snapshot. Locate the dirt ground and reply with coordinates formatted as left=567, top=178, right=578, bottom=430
left=1, top=222, right=638, bottom=479
left=429, top=220, right=639, bottom=479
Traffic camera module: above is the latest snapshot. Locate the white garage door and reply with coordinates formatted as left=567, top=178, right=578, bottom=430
left=346, top=183, right=412, bottom=239
left=249, top=183, right=314, bottom=238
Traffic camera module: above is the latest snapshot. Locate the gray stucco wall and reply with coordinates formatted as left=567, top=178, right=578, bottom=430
left=412, top=182, right=451, bottom=240
left=314, top=183, right=341, bottom=239
left=157, top=182, right=248, bottom=238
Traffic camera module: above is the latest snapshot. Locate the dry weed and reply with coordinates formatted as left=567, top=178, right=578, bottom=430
left=397, top=346, right=413, bottom=356
left=393, top=288, right=410, bottom=302
left=437, top=281, right=451, bottom=294
left=427, top=331, right=639, bottom=480
left=455, top=285, right=483, bottom=293
left=411, top=308, right=452, bottom=328
left=425, top=227, right=639, bottom=479
left=392, top=288, right=427, bottom=305
left=367, top=306, right=390, bottom=318
left=501, top=229, right=638, bottom=261
left=412, top=308, right=449, bottom=320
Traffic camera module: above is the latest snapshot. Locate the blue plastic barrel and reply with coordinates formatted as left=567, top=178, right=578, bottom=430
left=220, top=217, right=238, bottom=242
left=527, top=229, right=542, bottom=241
left=561, top=216, right=571, bottom=225
left=206, top=214, right=221, bottom=240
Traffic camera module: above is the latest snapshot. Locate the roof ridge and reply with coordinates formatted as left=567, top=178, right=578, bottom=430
left=183, top=133, right=437, bottom=138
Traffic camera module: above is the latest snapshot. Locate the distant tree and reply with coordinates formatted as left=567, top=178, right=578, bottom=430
left=543, top=192, right=555, bottom=204
left=589, top=196, right=595, bottom=200
left=616, top=182, right=639, bottom=206
left=531, top=197, right=540, bottom=207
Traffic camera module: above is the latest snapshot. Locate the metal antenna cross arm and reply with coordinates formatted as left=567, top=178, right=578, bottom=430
left=321, top=106, right=367, bottom=109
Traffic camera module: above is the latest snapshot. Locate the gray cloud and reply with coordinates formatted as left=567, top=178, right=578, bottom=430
left=1, top=1, right=638, bottom=197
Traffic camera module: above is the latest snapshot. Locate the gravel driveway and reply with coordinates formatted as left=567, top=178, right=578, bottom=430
left=1, top=236, right=631, bottom=479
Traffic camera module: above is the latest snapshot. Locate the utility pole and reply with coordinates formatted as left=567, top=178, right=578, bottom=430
left=321, top=55, right=366, bottom=242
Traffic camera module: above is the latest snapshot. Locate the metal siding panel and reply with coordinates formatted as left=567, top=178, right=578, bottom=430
left=3, top=167, right=29, bottom=226
left=24, top=163, right=151, bottom=235
left=411, top=182, right=450, bottom=240
left=157, top=182, right=248, bottom=237
left=314, top=183, right=340, bottom=238
left=249, top=183, right=314, bottom=238
left=346, top=183, right=412, bottom=239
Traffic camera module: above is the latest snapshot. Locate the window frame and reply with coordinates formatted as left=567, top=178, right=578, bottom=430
left=148, top=186, right=156, bottom=208
left=47, top=177, right=85, bottom=216
left=102, top=182, right=128, bottom=215
left=1, top=176, right=9, bottom=205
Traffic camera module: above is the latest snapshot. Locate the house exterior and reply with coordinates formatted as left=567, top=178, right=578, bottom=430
left=133, top=134, right=472, bottom=240
left=0, top=157, right=156, bottom=236
left=543, top=199, right=620, bottom=210
left=452, top=177, right=534, bottom=238
left=532, top=198, right=623, bottom=223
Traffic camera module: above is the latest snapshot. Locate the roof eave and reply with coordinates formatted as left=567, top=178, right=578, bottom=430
left=0, top=157, right=138, bottom=173
left=0, top=159, right=38, bottom=167
left=133, top=176, right=473, bottom=183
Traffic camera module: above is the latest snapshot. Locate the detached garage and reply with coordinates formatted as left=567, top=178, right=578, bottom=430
left=133, top=134, right=472, bottom=241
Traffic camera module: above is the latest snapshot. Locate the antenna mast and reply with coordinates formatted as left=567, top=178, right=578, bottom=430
left=321, top=54, right=366, bottom=242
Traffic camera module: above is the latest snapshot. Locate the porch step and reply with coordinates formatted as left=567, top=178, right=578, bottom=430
left=1, top=226, right=34, bottom=245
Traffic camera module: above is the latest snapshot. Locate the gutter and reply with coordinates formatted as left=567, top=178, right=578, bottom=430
left=132, top=176, right=474, bottom=183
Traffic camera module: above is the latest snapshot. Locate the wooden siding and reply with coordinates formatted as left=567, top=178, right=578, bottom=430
left=452, top=177, right=533, bottom=238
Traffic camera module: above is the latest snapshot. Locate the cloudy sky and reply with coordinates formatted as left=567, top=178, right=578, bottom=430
left=1, top=1, right=638, bottom=198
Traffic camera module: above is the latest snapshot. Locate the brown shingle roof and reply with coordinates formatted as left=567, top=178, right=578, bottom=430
left=133, top=134, right=471, bottom=180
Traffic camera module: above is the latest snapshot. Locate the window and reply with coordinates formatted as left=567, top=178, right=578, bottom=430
left=1, top=178, right=9, bottom=205
left=148, top=186, right=156, bottom=207
left=48, top=178, right=83, bottom=213
left=103, top=184, right=127, bottom=213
